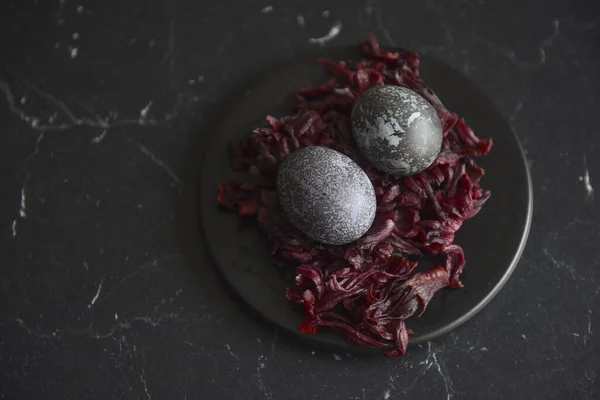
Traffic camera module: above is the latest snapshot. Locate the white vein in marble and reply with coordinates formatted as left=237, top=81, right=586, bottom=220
left=0, top=78, right=158, bottom=132
left=309, top=21, right=342, bottom=46
left=88, top=277, right=105, bottom=308
left=582, top=155, right=594, bottom=200
left=123, top=135, right=182, bottom=186
left=253, top=355, right=272, bottom=400
left=12, top=133, right=44, bottom=237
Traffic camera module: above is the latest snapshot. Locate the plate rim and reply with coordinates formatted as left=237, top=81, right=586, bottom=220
left=197, top=45, right=534, bottom=352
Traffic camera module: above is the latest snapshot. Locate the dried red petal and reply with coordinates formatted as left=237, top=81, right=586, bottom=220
left=298, top=78, right=337, bottom=98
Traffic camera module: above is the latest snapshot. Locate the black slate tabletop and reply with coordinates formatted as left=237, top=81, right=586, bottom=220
left=1, top=1, right=598, bottom=399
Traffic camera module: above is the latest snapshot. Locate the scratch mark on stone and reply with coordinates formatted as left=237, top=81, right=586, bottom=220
left=224, top=344, right=241, bottom=361
left=0, top=77, right=157, bottom=131
left=379, top=364, right=411, bottom=399
left=253, top=355, right=272, bottom=400
left=427, top=343, right=454, bottom=400
left=542, top=247, right=584, bottom=281
left=12, top=132, right=44, bottom=237
left=123, top=135, right=182, bottom=186
left=309, top=21, right=342, bottom=46
left=140, top=368, right=152, bottom=400
left=88, top=277, right=105, bottom=308
left=584, top=311, right=592, bottom=346
left=0, top=79, right=42, bottom=129
left=19, top=188, right=27, bottom=218
left=118, top=255, right=181, bottom=286
left=91, top=130, right=108, bottom=144
left=400, top=343, right=454, bottom=397
left=25, top=81, right=80, bottom=121
left=139, top=101, right=153, bottom=123
left=582, top=155, right=594, bottom=200
left=14, top=318, right=57, bottom=340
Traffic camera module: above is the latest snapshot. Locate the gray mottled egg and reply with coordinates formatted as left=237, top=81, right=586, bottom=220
left=276, top=146, right=376, bottom=245
left=351, top=85, right=443, bottom=176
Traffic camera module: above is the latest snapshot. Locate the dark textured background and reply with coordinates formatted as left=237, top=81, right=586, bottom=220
left=1, top=1, right=598, bottom=399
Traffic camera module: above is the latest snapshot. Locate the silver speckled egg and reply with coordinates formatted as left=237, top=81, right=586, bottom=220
left=276, top=146, right=376, bottom=245
left=351, top=85, right=443, bottom=176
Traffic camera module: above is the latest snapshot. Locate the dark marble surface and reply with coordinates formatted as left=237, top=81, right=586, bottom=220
left=1, top=0, right=598, bottom=399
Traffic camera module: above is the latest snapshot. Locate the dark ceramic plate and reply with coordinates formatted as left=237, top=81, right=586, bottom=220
left=198, top=46, right=532, bottom=353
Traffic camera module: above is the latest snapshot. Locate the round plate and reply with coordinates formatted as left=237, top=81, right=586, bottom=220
left=198, top=46, right=533, bottom=352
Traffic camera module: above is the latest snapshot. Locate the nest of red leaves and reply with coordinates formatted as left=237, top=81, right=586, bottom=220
left=217, top=34, right=492, bottom=357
